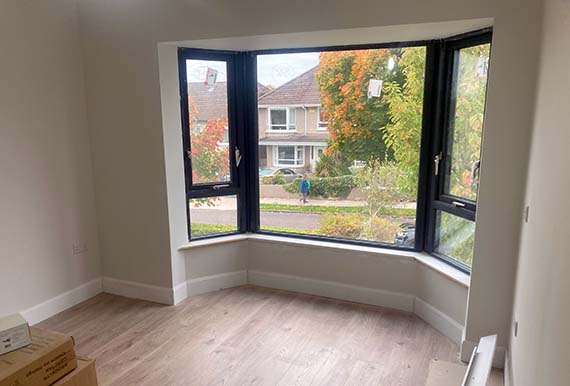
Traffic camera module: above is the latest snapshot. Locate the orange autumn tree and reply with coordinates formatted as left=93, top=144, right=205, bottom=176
left=317, top=49, right=404, bottom=163
left=188, top=96, right=229, bottom=184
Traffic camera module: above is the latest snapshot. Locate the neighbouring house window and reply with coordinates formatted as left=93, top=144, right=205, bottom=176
left=269, top=107, right=296, bottom=131
left=179, top=28, right=492, bottom=274
left=273, top=145, right=304, bottom=166
left=317, top=108, right=328, bottom=130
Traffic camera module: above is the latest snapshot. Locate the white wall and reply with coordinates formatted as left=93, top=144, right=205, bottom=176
left=77, top=0, right=542, bottom=354
left=0, top=0, right=101, bottom=318
left=509, top=0, right=570, bottom=384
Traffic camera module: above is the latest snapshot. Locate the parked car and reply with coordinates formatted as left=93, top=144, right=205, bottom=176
left=395, top=222, right=415, bottom=247
left=259, top=167, right=302, bottom=183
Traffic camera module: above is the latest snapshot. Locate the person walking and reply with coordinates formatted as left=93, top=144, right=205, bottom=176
left=299, top=174, right=310, bottom=204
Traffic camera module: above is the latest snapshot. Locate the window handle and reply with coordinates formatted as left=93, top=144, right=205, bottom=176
left=212, top=184, right=230, bottom=190
left=235, top=147, right=242, bottom=167
left=434, top=152, right=442, bottom=176
left=452, top=201, right=466, bottom=208
left=471, top=160, right=481, bottom=184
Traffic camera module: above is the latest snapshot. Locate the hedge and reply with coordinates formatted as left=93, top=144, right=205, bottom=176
left=283, top=175, right=356, bottom=199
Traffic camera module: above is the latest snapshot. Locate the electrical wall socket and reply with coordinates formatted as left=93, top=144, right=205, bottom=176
left=72, top=242, right=88, bottom=255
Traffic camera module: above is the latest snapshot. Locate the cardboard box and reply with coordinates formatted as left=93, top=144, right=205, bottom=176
left=0, top=328, right=77, bottom=386
left=0, top=313, right=31, bottom=355
left=52, top=357, right=98, bottom=386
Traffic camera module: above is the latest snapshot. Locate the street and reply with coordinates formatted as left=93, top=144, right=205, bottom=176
left=190, top=208, right=322, bottom=230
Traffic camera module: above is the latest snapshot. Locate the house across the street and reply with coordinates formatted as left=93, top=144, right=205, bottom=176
left=257, top=66, right=329, bottom=172
left=188, top=65, right=329, bottom=172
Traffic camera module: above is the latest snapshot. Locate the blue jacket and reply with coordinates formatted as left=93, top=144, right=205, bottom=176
left=300, top=178, right=310, bottom=193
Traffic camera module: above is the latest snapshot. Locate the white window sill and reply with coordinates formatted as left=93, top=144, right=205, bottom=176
left=178, top=234, right=249, bottom=250
left=178, top=233, right=469, bottom=288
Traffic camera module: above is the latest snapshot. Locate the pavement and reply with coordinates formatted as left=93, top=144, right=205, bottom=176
left=189, top=196, right=416, bottom=230
left=192, top=196, right=417, bottom=210
left=190, top=207, right=321, bottom=229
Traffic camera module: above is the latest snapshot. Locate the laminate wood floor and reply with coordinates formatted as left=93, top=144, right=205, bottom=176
left=37, top=285, right=501, bottom=386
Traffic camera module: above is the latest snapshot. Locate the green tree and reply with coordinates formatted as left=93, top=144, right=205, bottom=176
left=447, top=44, right=491, bottom=199
left=317, top=49, right=404, bottom=163
left=382, top=44, right=489, bottom=199
left=381, top=46, right=426, bottom=197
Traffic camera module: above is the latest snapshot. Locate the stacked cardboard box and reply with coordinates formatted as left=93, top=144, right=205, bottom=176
left=0, top=326, right=98, bottom=386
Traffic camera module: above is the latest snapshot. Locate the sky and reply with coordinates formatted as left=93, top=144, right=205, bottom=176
left=186, top=52, right=320, bottom=87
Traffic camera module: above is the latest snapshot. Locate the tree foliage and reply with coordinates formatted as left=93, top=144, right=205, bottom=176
left=446, top=44, right=490, bottom=200
left=188, top=96, right=229, bottom=184
left=382, top=46, right=426, bottom=197
left=314, top=152, right=351, bottom=177
left=317, top=49, right=404, bottom=162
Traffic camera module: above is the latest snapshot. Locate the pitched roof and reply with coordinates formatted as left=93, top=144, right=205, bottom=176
left=188, top=82, right=271, bottom=122
left=258, top=66, right=320, bottom=106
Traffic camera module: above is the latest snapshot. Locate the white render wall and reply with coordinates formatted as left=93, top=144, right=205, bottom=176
left=509, top=0, right=570, bottom=384
left=0, top=0, right=101, bottom=318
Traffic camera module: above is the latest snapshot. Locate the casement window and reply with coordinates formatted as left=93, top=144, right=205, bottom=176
left=268, top=107, right=296, bottom=131
left=273, top=145, right=304, bottom=166
left=178, top=50, right=245, bottom=240
left=178, top=28, right=492, bottom=273
left=424, top=33, right=491, bottom=271
left=317, top=108, right=328, bottom=130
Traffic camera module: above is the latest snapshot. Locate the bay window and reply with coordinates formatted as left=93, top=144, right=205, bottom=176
left=273, top=145, right=304, bottom=166
left=178, top=28, right=492, bottom=273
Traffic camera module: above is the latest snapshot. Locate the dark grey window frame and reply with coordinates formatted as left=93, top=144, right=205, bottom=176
left=177, top=28, right=492, bottom=274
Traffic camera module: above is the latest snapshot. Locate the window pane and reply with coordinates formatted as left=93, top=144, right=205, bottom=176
left=257, top=48, right=426, bottom=245
left=186, top=59, right=231, bottom=185
left=435, top=211, right=475, bottom=267
left=446, top=44, right=490, bottom=201
left=271, top=109, right=287, bottom=125
left=189, top=195, right=237, bottom=239
left=289, top=108, right=296, bottom=125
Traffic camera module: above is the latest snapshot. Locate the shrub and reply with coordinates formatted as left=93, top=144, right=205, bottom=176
left=315, top=153, right=352, bottom=177
left=283, top=175, right=356, bottom=198
left=361, top=216, right=401, bottom=243
left=317, top=213, right=401, bottom=242
left=271, top=174, right=286, bottom=185
left=317, top=214, right=363, bottom=239
left=356, top=160, right=410, bottom=216
left=261, top=173, right=287, bottom=185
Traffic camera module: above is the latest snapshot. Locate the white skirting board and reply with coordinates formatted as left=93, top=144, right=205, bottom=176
left=504, top=351, right=512, bottom=386
left=248, top=270, right=415, bottom=312
left=414, top=297, right=464, bottom=346
left=21, top=278, right=103, bottom=325
left=102, top=277, right=175, bottom=305
left=19, top=270, right=463, bottom=349
left=173, top=270, right=248, bottom=304
left=247, top=270, right=464, bottom=346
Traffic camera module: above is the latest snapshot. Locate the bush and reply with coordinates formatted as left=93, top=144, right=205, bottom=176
left=317, top=214, right=363, bottom=238
left=361, top=216, right=401, bottom=243
left=271, top=174, right=286, bottom=185
left=283, top=175, right=356, bottom=198
left=315, top=153, right=352, bottom=177
left=260, top=173, right=287, bottom=185
left=317, top=214, right=401, bottom=242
